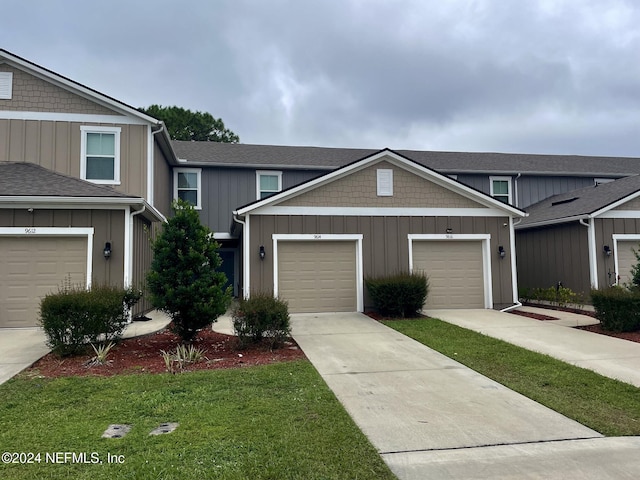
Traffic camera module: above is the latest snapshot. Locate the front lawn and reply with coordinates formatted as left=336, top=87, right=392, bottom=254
left=0, top=361, right=395, bottom=480
left=384, top=317, right=640, bottom=437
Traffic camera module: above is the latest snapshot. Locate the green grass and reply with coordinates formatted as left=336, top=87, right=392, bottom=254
left=383, top=317, right=640, bottom=437
left=0, top=361, right=395, bottom=480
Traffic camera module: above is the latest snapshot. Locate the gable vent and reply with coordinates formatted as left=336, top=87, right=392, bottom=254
left=377, top=169, right=393, bottom=196
left=551, top=197, right=579, bottom=206
left=0, top=72, right=13, bottom=99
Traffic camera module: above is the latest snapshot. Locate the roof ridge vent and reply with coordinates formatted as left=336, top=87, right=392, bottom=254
left=551, top=197, right=579, bottom=206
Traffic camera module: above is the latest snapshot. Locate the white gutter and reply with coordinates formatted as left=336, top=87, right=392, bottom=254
left=232, top=212, right=250, bottom=299
left=580, top=217, right=598, bottom=289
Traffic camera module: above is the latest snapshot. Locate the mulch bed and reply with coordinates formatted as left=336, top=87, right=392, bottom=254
left=576, top=324, right=640, bottom=343
left=25, top=328, right=306, bottom=379
left=509, top=310, right=559, bottom=321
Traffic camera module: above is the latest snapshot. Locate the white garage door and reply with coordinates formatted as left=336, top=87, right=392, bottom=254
left=617, top=240, right=640, bottom=286
left=412, top=240, right=485, bottom=309
left=278, top=241, right=357, bottom=313
left=0, top=237, right=88, bottom=328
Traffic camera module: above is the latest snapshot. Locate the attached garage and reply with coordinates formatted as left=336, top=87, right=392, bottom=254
left=410, top=237, right=489, bottom=308
left=614, top=237, right=640, bottom=286
left=274, top=236, right=362, bottom=313
left=0, top=234, right=90, bottom=328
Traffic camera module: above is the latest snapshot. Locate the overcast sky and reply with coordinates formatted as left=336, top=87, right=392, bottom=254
left=1, top=1, right=638, bottom=156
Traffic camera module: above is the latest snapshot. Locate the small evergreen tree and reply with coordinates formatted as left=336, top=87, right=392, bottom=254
left=630, top=246, right=640, bottom=289
left=147, top=199, right=231, bottom=342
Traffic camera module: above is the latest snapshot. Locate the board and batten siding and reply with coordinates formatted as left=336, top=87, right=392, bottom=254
left=249, top=214, right=513, bottom=308
left=594, top=218, right=640, bottom=288
left=0, top=119, right=149, bottom=198
left=515, top=222, right=590, bottom=294
left=0, top=208, right=126, bottom=287
left=153, top=142, right=173, bottom=218
left=132, top=215, right=154, bottom=316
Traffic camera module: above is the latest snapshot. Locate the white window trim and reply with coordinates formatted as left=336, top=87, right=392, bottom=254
left=490, top=176, right=512, bottom=204
left=173, top=168, right=202, bottom=210
left=407, top=233, right=493, bottom=308
left=0, top=227, right=94, bottom=288
left=256, top=170, right=283, bottom=200
left=612, top=234, right=640, bottom=286
left=80, top=125, right=121, bottom=185
left=377, top=169, right=393, bottom=196
left=0, top=71, right=13, bottom=99
left=271, top=233, right=364, bottom=312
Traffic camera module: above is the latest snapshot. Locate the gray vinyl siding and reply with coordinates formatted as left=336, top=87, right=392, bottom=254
left=516, top=176, right=599, bottom=208
left=515, top=222, right=590, bottom=295
left=199, top=168, right=327, bottom=232
left=0, top=208, right=126, bottom=287
left=594, top=218, right=640, bottom=289
left=248, top=214, right=514, bottom=308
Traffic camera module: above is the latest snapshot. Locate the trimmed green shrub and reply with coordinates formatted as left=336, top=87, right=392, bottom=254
left=591, top=287, right=640, bottom=332
left=147, top=199, right=232, bottom=343
left=39, top=283, right=141, bottom=356
left=232, top=293, right=291, bottom=349
left=519, top=285, right=585, bottom=308
left=366, top=272, right=429, bottom=318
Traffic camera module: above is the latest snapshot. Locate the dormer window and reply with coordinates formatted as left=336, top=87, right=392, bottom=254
left=257, top=171, right=282, bottom=199
left=80, top=126, right=121, bottom=184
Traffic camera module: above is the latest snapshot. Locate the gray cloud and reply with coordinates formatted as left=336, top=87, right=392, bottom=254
left=1, top=0, right=638, bottom=156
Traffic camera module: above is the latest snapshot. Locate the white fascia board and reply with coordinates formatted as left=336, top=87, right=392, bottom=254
left=0, top=111, right=149, bottom=125
left=514, top=215, right=587, bottom=230
left=0, top=196, right=144, bottom=206
left=253, top=206, right=510, bottom=217
left=591, top=191, right=640, bottom=218
left=213, top=232, right=238, bottom=240
left=237, top=149, right=526, bottom=218
left=0, top=52, right=159, bottom=124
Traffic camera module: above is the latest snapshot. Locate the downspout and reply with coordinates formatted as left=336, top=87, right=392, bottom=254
left=233, top=212, right=249, bottom=299
left=580, top=217, right=598, bottom=289
left=124, top=203, right=146, bottom=322
left=513, top=173, right=521, bottom=208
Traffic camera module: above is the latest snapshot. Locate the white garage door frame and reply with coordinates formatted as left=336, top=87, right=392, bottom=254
left=408, top=233, right=493, bottom=308
left=612, top=234, right=640, bottom=286
left=0, top=227, right=95, bottom=288
left=272, top=233, right=364, bottom=312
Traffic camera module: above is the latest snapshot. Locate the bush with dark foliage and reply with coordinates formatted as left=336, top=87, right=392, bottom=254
left=366, top=272, right=429, bottom=318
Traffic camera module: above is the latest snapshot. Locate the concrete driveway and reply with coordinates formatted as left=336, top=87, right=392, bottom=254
left=291, top=312, right=640, bottom=479
left=0, top=328, right=49, bottom=385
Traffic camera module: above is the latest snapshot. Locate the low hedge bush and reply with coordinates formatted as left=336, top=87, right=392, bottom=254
left=365, top=272, right=429, bottom=318
left=39, top=283, right=141, bottom=356
left=591, top=287, right=640, bottom=332
left=519, top=285, right=585, bottom=307
left=232, top=293, right=291, bottom=349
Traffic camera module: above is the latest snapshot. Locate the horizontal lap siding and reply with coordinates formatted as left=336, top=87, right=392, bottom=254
left=249, top=214, right=513, bottom=307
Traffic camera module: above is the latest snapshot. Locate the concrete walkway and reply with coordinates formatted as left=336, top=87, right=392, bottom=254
left=426, top=308, right=640, bottom=388
left=289, top=312, right=640, bottom=479
left=0, top=310, right=171, bottom=386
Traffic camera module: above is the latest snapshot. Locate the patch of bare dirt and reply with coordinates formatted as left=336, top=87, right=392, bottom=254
left=26, top=328, right=306, bottom=379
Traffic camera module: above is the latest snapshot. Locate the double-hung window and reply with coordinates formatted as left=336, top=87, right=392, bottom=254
left=174, top=168, right=202, bottom=209
left=490, top=176, right=512, bottom=204
left=256, top=171, right=282, bottom=199
left=80, top=126, right=121, bottom=184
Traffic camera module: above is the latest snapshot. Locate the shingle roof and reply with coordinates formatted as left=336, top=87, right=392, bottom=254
left=0, top=162, right=138, bottom=198
left=520, top=175, right=640, bottom=227
left=171, top=141, right=640, bottom=176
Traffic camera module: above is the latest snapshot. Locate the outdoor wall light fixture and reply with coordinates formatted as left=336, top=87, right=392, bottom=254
left=446, top=228, right=453, bottom=234
left=259, top=245, right=265, bottom=260
left=603, top=245, right=612, bottom=256
left=103, top=242, right=112, bottom=260
left=498, top=245, right=506, bottom=259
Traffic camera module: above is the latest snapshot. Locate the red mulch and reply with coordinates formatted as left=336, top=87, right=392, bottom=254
left=509, top=310, right=559, bottom=321
left=26, top=328, right=306, bottom=379
left=576, top=324, right=640, bottom=343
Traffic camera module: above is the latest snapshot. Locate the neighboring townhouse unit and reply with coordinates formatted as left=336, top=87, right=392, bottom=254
left=0, top=49, right=178, bottom=327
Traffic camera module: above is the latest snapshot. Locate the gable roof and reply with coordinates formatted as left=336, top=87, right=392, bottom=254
left=235, top=149, right=526, bottom=217
left=518, top=175, right=640, bottom=228
left=172, top=141, right=640, bottom=177
left=0, top=162, right=137, bottom=198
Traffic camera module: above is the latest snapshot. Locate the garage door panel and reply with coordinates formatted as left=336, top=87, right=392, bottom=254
left=413, top=240, right=485, bottom=309
left=617, top=241, right=640, bottom=285
left=0, top=237, right=87, bottom=328
left=278, top=241, right=357, bottom=313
